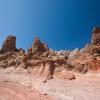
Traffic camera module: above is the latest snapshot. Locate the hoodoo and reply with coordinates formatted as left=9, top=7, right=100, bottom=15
left=1, top=35, right=17, bottom=53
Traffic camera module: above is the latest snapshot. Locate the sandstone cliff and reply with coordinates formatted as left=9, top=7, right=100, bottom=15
left=0, top=27, right=100, bottom=81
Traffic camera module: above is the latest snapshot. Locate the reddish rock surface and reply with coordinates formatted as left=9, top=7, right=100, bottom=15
left=0, top=27, right=100, bottom=80
left=0, top=81, right=53, bottom=100
left=92, top=27, right=100, bottom=45
left=0, top=27, right=100, bottom=100
left=0, top=68, right=100, bottom=100
left=1, top=35, right=17, bottom=53
left=32, top=36, right=49, bottom=54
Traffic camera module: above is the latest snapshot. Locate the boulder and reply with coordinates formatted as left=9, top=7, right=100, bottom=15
left=55, top=71, right=75, bottom=80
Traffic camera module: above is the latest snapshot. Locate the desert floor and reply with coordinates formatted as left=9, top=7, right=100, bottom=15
left=0, top=67, right=100, bottom=100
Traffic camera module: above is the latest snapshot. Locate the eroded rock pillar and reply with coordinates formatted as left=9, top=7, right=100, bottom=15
left=44, top=60, right=55, bottom=80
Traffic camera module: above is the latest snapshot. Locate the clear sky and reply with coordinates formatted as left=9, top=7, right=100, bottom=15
left=0, top=0, right=100, bottom=51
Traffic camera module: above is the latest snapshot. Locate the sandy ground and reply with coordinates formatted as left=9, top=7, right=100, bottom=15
left=0, top=82, right=52, bottom=100
left=0, top=67, right=100, bottom=100
left=0, top=68, right=53, bottom=100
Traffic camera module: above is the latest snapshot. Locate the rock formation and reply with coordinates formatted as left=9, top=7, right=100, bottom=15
left=32, top=36, right=49, bottom=54
left=91, top=27, right=100, bottom=55
left=0, top=27, right=100, bottom=80
left=92, top=27, right=100, bottom=45
left=1, top=35, right=17, bottom=53
left=67, top=27, right=100, bottom=73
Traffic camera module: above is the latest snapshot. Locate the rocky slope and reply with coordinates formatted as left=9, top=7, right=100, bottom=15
left=0, top=27, right=100, bottom=81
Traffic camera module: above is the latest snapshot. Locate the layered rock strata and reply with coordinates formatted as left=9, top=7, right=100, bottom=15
left=0, top=27, right=100, bottom=80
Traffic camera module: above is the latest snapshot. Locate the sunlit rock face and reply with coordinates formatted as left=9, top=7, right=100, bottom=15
left=1, top=35, right=16, bottom=53
left=66, top=27, right=100, bottom=73
left=68, top=48, right=80, bottom=59
left=0, top=27, right=100, bottom=80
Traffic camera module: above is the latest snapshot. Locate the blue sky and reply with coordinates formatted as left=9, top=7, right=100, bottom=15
left=0, top=0, right=100, bottom=50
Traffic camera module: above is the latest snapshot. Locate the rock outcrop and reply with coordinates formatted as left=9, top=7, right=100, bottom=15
left=0, top=52, right=17, bottom=68
left=92, top=27, right=100, bottom=45
left=1, top=35, right=17, bottom=53
left=67, top=27, right=100, bottom=73
left=0, top=27, right=100, bottom=80
left=91, top=27, right=100, bottom=55
left=32, top=36, right=49, bottom=54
